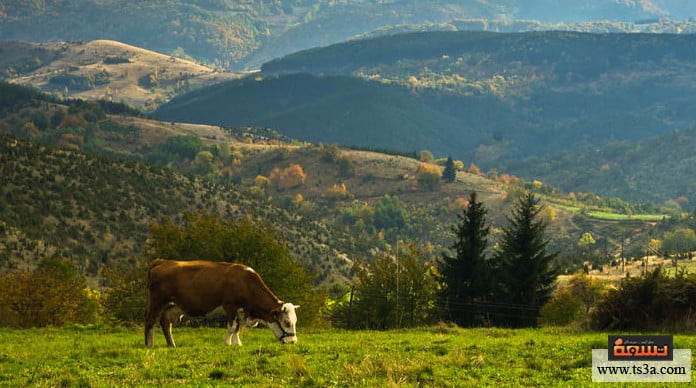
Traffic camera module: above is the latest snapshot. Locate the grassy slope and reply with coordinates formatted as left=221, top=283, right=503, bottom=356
left=2, top=325, right=693, bottom=386
left=2, top=40, right=244, bottom=110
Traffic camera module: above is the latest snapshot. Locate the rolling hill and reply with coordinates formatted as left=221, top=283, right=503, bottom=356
left=153, top=73, right=495, bottom=154
left=155, top=30, right=696, bottom=204
left=0, top=40, right=243, bottom=111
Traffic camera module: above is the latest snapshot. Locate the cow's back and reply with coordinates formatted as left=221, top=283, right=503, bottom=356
left=147, top=259, right=250, bottom=317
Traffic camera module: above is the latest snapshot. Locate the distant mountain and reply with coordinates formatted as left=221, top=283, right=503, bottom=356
left=1, top=1, right=694, bottom=70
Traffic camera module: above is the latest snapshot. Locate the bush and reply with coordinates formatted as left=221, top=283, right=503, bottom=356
left=338, top=244, right=440, bottom=329
left=0, top=258, right=100, bottom=328
left=103, top=56, right=131, bottom=64
left=102, top=258, right=148, bottom=325
left=589, top=267, right=696, bottom=331
left=539, top=289, right=583, bottom=326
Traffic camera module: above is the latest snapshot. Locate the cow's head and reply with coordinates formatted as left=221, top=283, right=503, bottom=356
left=269, top=303, right=299, bottom=344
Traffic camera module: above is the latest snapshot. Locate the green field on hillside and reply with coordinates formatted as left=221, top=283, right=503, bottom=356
left=554, top=203, right=667, bottom=222
left=0, top=325, right=693, bottom=387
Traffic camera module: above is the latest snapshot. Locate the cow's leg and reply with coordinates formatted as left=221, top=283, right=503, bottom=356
left=224, top=307, right=243, bottom=346
left=225, top=317, right=242, bottom=346
left=145, top=299, right=165, bottom=348
left=160, top=303, right=179, bottom=347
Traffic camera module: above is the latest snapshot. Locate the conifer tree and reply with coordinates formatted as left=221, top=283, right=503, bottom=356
left=440, top=191, right=491, bottom=326
left=442, top=156, right=457, bottom=183
left=492, top=192, right=558, bottom=327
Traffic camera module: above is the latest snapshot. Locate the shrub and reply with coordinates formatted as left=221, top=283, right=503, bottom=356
left=339, top=244, right=440, bottom=329
left=102, top=258, right=148, bottom=325
left=589, top=267, right=696, bottom=331
left=539, top=289, right=583, bottom=326
left=103, top=56, right=131, bottom=64
left=0, top=258, right=100, bottom=328
left=322, top=183, right=352, bottom=201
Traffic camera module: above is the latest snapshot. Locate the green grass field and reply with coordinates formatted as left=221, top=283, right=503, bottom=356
left=0, top=325, right=694, bottom=387
left=552, top=203, right=666, bottom=222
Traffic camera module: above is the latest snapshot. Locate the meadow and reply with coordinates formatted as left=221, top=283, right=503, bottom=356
left=0, top=324, right=694, bottom=387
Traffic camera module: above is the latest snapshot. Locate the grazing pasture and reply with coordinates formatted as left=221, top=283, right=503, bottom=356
left=0, top=325, right=694, bottom=387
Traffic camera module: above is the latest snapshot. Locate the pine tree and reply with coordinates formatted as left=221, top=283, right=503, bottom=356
left=442, top=156, right=457, bottom=183
left=492, top=191, right=558, bottom=327
left=439, top=191, right=491, bottom=326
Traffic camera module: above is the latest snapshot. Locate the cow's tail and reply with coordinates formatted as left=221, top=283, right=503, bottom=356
left=145, top=259, right=166, bottom=313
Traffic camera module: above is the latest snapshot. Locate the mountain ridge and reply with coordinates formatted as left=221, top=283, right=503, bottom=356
left=1, top=1, right=695, bottom=70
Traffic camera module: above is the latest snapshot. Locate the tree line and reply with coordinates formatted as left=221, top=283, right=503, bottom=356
left=330, top=191, right=696, bottom=331
left=2, top=194, right=696, bottom=331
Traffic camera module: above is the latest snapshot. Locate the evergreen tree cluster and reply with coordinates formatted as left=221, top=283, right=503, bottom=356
left=439, top=191, right=558, bottom=328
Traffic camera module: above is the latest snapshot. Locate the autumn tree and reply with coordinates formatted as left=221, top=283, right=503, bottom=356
left=416, top=162, right=441, bottom=190
left=439, top=191, right=492, bottom=326
left=269, top=163, right=307, bottom=190
left=192, top=150, right=216, bottom=175
left=322, top=183, right=352, bottom=201
left=491, top=192, right=558, bottom=327
left=539, top=273, right=609, bottom=326
left=0, top=258, right=99, bottom=328
left=467, top=162, right=481, bottom=175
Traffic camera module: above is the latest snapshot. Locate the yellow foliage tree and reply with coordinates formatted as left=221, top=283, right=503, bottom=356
left=269, top=163, right=307, bottom=191
left=0, top=258, right=99, bottom=328
left=467, top=162, right=481, bottom=175
left=416, top=163, right=441, bottom=190
left=544, top=204, right=557, bottom=223
left=322, top=183, right=352, bottom=201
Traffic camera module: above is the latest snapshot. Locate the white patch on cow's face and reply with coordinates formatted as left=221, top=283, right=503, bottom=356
left=269, top=303, right=299, bottom=344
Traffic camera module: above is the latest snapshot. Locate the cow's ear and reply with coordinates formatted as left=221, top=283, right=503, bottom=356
left=294, top=305, right=300, bottom=310
left=272, top=308, right=281, bottom=319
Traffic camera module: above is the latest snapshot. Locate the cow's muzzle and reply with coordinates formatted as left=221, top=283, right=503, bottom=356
left=279, top=331, right=297, bottom=343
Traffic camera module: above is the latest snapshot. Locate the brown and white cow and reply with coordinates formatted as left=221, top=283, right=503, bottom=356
left=145, top=258, right=299, bottom=347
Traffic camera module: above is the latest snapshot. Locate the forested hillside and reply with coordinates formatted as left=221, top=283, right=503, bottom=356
left=0, top=134, right=357, bottom=283
left=156, top=31, right=696, bottom=204
left=509, top=126, right=696, bottom=204
left=0, top=82, right=356, bottom=283
left=5, top=80, right=680, bottom=286
left=1, top=1, right=694, bottom=70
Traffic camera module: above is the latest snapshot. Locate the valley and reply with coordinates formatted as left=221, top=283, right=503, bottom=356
left=1, top=1, right=696, bottom=336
